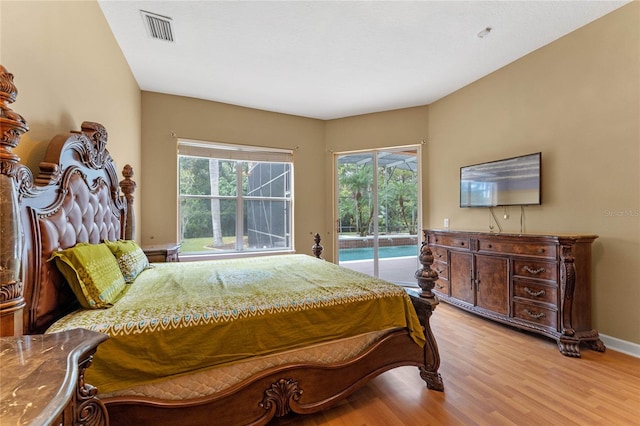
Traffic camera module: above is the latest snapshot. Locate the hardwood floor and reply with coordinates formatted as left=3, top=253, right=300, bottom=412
left=270, top=303, right=640, bottom=425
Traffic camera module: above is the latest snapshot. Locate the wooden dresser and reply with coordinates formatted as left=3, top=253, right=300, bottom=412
left=424, top=229, right=603, bottom=357
left=0, top=329, right=109, bottom=425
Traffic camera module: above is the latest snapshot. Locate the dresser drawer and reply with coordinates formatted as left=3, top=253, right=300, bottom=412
left=513, top=279, right=557, bottom=304
left=426, top=234, right=462, bottom=247
left=431, top=262, right=449, bottom=279
left=430, top=246, right=448, bottom=263
left=512, top=260, right=556, bottom=281
left=433, top=261, right=448, bottom=280
left=433, top=277, right=450, bottom=295
left=431, top=234, right=469, bottom=249
left=513, top=301, right=557, bottom=329
left=478, top=240, right=556, bottom=259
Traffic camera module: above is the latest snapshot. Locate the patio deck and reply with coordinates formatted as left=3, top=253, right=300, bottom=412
left=339, top=256, right=421, bottom=288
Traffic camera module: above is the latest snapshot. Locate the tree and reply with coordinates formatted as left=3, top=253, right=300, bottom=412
left=338, top=163, right=374, bottom=237
left=338, top=158, right=418, bottom=236
left=379, top=166, right=417, bottom=234
left=209, top=159, right=224, bottom=246
left=179, top=156, right=212, bottom=240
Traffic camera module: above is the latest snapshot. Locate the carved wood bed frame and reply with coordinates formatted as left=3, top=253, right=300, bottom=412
left=0, top=65, right=443, bottom=425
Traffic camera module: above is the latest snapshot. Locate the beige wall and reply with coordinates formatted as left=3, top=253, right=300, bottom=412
left=0, top=0, right=142, bottom=239
left=425, top=3, right=639, bottom=343
left=140, top=92, right=325, bottom=254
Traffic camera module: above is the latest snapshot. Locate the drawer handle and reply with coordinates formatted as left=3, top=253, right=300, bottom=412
left=524, top=309, right=546, bottom=319
left=523, top=266, right=546, bottom=275
left=460, top=242, right=465, bottom=246
left=524, top=287, right=546, bottom=297
left=436, top=284, right=445, bottom=289
left=538, top=248, right=545, bottom=253
left=487, top=244, right=492, bottom=248
left=436, top=268, right=444, bottom=274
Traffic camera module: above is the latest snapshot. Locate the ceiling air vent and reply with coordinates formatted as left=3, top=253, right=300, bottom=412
left=141, top=10, right=174, bottom=42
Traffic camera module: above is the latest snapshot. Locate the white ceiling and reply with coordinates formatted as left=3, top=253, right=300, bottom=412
left=98, top=1, right=629, bottom=120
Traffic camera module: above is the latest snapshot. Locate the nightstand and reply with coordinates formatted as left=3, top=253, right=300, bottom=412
left=143, top=243, right=181, bottom=263
left=0, top=329, right=109, bottom=425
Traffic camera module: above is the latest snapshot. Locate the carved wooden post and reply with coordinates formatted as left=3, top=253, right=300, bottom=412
left=415, top=239, right=439, bottom=298
left=0, top=65, right=29, bottom=336
left=409, top=235, right=444, bottom=390
left=119, top=164, right=136, bottom=240
left=559, top=244, right=576, bottom=340
left=312, top=233, right=323, bottom=259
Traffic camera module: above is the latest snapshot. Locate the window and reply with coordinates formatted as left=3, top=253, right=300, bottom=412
left=178, top=139, right=293, bottom=256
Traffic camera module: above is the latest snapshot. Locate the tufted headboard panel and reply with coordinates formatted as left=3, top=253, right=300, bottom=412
left=38, top=171, right=122, bottom=250
left=16, top=122, right=132, bottom=333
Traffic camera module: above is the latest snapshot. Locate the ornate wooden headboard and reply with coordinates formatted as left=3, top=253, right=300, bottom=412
left=0, top=65, right=134, bottom=335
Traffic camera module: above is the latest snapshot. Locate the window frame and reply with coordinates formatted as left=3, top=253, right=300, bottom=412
left=177, top=139, right=295, bottom=260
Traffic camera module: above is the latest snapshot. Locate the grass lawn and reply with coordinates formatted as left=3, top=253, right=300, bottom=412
left=180, top=236, right=241, bottom=253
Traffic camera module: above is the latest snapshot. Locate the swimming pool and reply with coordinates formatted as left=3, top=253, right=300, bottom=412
left=338, top=245, right=418, bottom=261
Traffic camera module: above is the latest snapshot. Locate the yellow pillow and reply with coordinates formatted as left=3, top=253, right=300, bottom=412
left=51, top=243, right=127, bottom=309
left=104, top=240, right=149, bottom=283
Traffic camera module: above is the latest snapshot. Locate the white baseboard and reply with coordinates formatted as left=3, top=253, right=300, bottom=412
left=600, top=333, right=640, bottom=358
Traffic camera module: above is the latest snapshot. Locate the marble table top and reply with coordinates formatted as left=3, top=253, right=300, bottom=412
left=0, top=329, right=108, bottom=425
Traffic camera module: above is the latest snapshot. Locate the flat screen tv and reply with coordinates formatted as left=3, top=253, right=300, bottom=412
left=460, top=152, right=541, bottom=207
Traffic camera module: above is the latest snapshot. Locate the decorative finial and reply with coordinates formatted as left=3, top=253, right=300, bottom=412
left=0, top=65, right=29, bottom=163
left=312, top=233, right=323, bottom=259
left=415, top=241, right=438, bottom=298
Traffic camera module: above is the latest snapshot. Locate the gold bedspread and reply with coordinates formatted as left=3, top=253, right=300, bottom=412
left=47, top=254, right=424, bottom=393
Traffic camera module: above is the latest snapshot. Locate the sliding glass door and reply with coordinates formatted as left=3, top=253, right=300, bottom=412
left=335, top=146, right=421, bottom=286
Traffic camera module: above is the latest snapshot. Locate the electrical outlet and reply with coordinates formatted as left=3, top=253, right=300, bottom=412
left=444, top=218, right=449, bottom=228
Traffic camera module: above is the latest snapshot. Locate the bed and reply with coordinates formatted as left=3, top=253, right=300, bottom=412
left=0, top=65, right=443, bottom=425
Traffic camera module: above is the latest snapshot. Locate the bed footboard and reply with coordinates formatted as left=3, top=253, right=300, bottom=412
left=104, top=328, right=433, bottom=426
left=311, top=233, right=443, bottom=391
